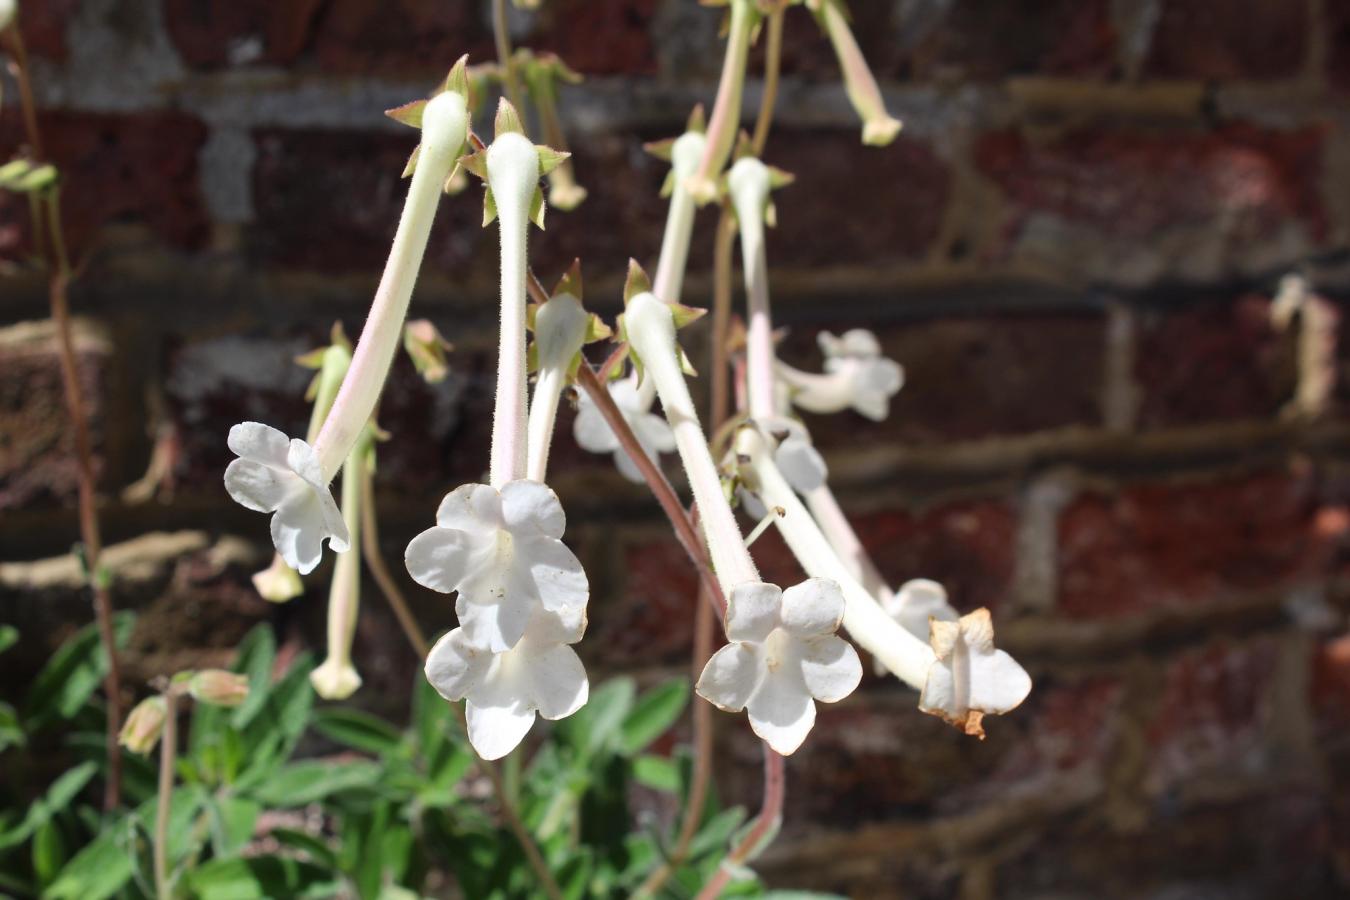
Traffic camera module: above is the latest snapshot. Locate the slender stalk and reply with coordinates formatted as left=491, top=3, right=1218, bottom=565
left=687, top=0, right=756, bottom=203
left=526, top=365, right=567, bottom=482
left=728, top=161, right=775, bottom=420
left=153, top=691, right=177, bottom=900
left=709, top=211, right=737, bottom=428
left=6, top=27, right=123, bottom=809
left=694, top=745, right=785, bottom=900
left=817, top=0, right=901, bottom=145
left=805, top=483, right=889, bottom=601
left=492, top=0, right=525, bottom=116
left=652, top=131, right=707, bottom=307
left=633, top=580, right=717, bottom=899
left=751, top=2, right=786, bottom=156
left=359, top=464, right=430, bottom=658
left=577, top=365, right=727, bottom=617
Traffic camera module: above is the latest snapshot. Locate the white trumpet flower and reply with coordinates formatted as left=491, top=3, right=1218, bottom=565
left=405, top=481, right=587, bottom=653
left=572, top=380, right=676, bottom=483
left=697, top=578, right=862, bottom=755
left=224, top=423, right=349, bottom=575
left=919, top=608, right=1031, bottom=738
left=778, top=329, right=904, bottom=422
left=424, top=607, right=589, bottom=760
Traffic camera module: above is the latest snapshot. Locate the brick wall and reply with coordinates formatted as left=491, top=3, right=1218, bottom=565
left=3, top=1, right=1350, bottom=896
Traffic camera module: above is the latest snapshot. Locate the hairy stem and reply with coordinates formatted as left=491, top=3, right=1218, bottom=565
left=687, top=0, right=755, bottom=202
left=7, top=27, right=123, bottom=809
left=694, top=745, right=785, bottom=899
left=525, top=365, right=567, bottom=482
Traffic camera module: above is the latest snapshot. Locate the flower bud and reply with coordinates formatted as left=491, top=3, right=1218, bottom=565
left=252, top=553, right=304, bottom=603
left=119, top=696, right=167, bottom=755
left=403, top=319, right=453, bottom=383
left=188, top=670, right=250, bottom=707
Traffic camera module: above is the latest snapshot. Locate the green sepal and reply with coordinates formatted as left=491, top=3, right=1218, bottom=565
left=0, top=159, right=58, bottom=193
left=443, top=54, right=471, bottom=101
left=553, top=258, right=583, bottom=299
left=670, top=302, right=708, bottom=329
left=679, top=347, right=699, bottom=377
left=658, top=169, right=677, bottom=199
left=482, top=188, right=498, bottom=227
left=583, top=313, right=612, bottom=345
left=686, top=103, right=707, bottom=134
left=623, top=259, right=652, bottom=304
left=443, top=162, right=466, bottom=194
left=732, top=130, right=755, bottom=162
left=459, top=148, right=488, bottom=181
left=401, top=144, right=421, bottom=179
left=384, top=99, right=426, bottom=129
left=644, top=137, right=676, bottom=162
left=536, top=145, right=571, bottom=177
left=526, top=342, right=540, bottom=375
left=529, top=187, right=546, bottom=229
left=295, top=348, right=328, bottom=370
left=494, top=98, right=525, bottom=138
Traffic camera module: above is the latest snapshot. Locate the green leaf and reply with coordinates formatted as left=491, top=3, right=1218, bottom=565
left=207, top=796, right=261, bottom=857
left=249, top=759, right=381, bottom=807
left=269, top=827, right=338, bottom=869
left=558, top=677, right=635, bottom=756
left=184, top=856, right=340, bottom=900
left=689, top=807, right=748, bottom=860
left=25, top=612, right=134, bottom=728
left=0, top=624, right=18, bottom=655
left=631, top=754, right=680, bottom=793
left=43, top=816, right=134, bottom=900
left=0, top=761, right=96, bottom=851
left=619, top=679, right=689, bottom=755
left=312, top=707, right=402, bottom=757
left=0, top=702, right=24, bottom=751
left=230, top=624, right=277, bottom=729
left=32, top=818, right=67, bottom=888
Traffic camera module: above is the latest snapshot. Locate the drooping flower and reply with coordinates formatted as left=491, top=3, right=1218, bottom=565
left=572, top=380, right=676, bottom=483
left=424, top=606, right=589, bottom=760
left=405, top=480, right=588, bottom=653
left=874, top=578, right=959, bottom=676
left=696, top=578, right=862, bottom=755
left=224, top=423, right=349, bottom=575
left=119, top=696, right=167, bottom=755
left=919, top=608, right=1032, bottom=739
left=187, top=670, right=250, bottom=707
left=778, top=328, right=904, bottom=422
left=252, top=553, right=304, bottom=603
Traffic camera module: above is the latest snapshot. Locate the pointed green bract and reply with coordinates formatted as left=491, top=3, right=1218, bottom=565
left=494, top=98, right=526, bottom=138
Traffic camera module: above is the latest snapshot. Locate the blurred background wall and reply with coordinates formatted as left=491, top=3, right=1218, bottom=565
left=3, top=0, right=1350, bottom=896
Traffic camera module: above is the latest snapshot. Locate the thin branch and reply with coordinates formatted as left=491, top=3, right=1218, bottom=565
left=576, top=364, right=726, bottom=617
left=491, top=0, right=526, bottom=116
left=358, top=463, right=430, bottom=658
left=154, top=691, right=178, bottom=900
left=750, top=2, right=787, bottom=156
left=5, top=26, right=123, bottom=810
left=694, top=745, right=785, bottom=899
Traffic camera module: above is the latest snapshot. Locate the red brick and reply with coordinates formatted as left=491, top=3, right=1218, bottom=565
left=10, top=0, right=79, bottom=60
left=904, top=0, right=1117, bottom=81
left=766, top=129, right=949, bottom=266
left=594, top=537, right=699, bottom=668
left=778, top=313, right=1104, bottom=446
left=0, top=111, right=209, bottom=260
left=1135, top=294, right=1293, bottom=428
left=308, top=0, right=494, bottom=77
left=1311, top=632, right=1350, bottom=733
left=1058, top=469, right=1325, bottom=619
left=163, top=0, right=324, bottom=69
left=1143, top=0, right=1308, bottom=80
left=0, top=320, right=107, bottom=511
left=745, top=498, right=1016, bottom=615
left=529, top=0, right=659, bottom=76
left=976, top=124, right=1328, bottom=277
left=1144, top=636, right=1279, bottom=795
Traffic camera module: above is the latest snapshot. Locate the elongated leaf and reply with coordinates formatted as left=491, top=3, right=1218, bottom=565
left=269, top=827, right=338, bottom=869
left=620, top=679, right=689, bottom=755
left=185, top=856, right=340, bottom=900
left=25, top=612, right=134, bottom=727
left=0, top=624, right=18, bottom=655
left=0, top=761, right=95, bottom=850
left=558, top=677, right=634, bottom=756
left=249, top=759, right=381, bottom=807
left=230, top=624, right=277, bottom=729
left=631, top=754, right=680, bottom=793
left=0, top=702, right=24, bottom=751
left=312, top=707, right=402, bottom=756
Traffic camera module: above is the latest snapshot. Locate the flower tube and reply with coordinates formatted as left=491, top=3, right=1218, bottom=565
left=621, top=287, right=757, bottom=590
left=685, top=0, right=757, bottom=205
left=808, top=0, right=902, bottom=146
left=727, top=154, right=778, bottom=420
left=310, top=430, right=371, bottom=700
left=226, top=64, right=469, bottom=573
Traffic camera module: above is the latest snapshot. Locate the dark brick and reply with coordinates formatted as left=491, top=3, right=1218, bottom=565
left=0, top=111, right=209, bottom=260
left=1144, top=636, right=1280, bottom=796
left=529, top=0, right=659, bottom=76
left=766, top=129, right=949, bottom=266
left=1058, top=469, right=1325, bottom=619
left=1143, top=0, right=1308, bottom=80
left=11, top=0, right=79, bottom=60
left=163, top=0, right=324, bottom=69
left=308, top=0, right=494, bottom=77
left=1135, top=294, right=1294, bottom=428
left=903, top=0, right=1117, bottom=82
left=0, top=320, right=107, bottom=511
left=976, top=124, right=1328, bottom=283
left=1330, top=0, right=1350, bottom=93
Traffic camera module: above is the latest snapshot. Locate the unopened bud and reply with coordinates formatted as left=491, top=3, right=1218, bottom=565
left=188, top=670, right=250, bottom=707
left=253, top=553, right=304, bottom=602
left=403, top=319, right=453, bottom=383
left=119, top=696, right=167, bottom=755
